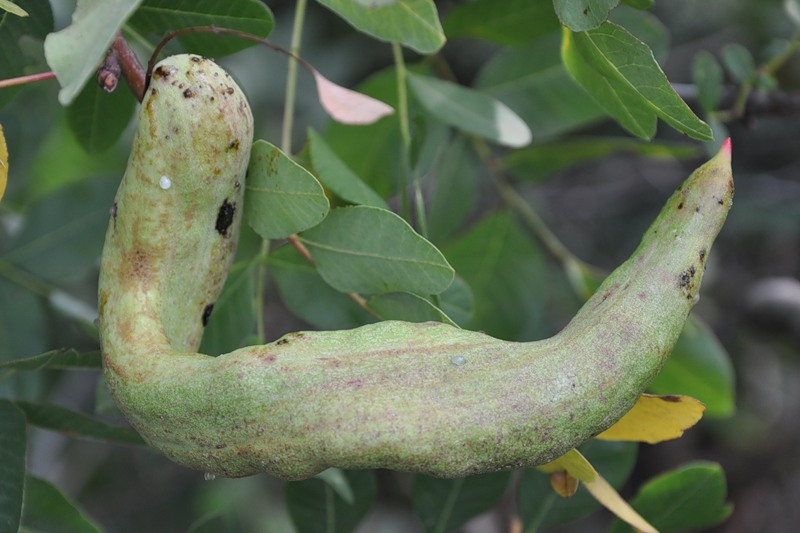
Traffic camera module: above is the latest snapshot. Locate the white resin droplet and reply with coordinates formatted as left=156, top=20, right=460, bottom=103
left=204, top=472, right=216, bottom=481
left=159, top=176, right=172, bottom=190
left=693, top=294, right=701, bottom=305
left=452, top=356, right=466, bottom=366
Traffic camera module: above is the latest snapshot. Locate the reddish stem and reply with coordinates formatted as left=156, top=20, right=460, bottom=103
left=287, top=235, right=315, bottom=264
left=0, top=71, right=56, bottom=89
left=112, top=35, right=145, bottom=102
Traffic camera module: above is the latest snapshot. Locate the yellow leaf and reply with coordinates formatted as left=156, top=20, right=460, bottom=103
left=538, top=449, right=658, bottom=533
left=582, top=467, right=658, bottom=533
left=596, top=393, right=705, bottom=443
left=0, top=123, right=8, bottom=202
left=537, top=448, right=596, bottom=481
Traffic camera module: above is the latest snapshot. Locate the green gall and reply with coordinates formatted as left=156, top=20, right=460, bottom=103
left=99, top=55, right=733, bottom=480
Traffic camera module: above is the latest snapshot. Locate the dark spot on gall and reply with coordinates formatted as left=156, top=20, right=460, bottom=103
left=718, top=199, right=724, bottom=205
left=699, top=248, right=706, bottom=262
left=153, top=66, right=169, bottom=79
left=202, top=304, right=214, bottom=327
left=276, top=338, right=289, bottom=345
left=191, top=56, right=201, bottom=63
left=583, top=7, right=589, bottom=14
left=225, top=87, right=234, bottom=95
left=111, top=202, right=118, bottom=229
left=215, top=199, right=236, bottom=237
left=215, top=443, right=226, bottom=449
left=677, top=202, right=684, bottom=210
left=227, top=139, right=240, bottom=151
left=695, top=206, right=701, bottom=213
left=183, top=88, right=193, bottom=98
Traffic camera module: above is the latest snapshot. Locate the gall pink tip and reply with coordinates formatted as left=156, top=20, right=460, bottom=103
left=722, top=137, right=732, bottom=156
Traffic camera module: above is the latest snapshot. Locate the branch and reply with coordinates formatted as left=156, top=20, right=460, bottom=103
left=108, top=35, right=145, bottom=102
left=0, top=71, right=56, bottom=89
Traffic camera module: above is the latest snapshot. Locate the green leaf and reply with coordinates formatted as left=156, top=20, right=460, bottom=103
left=21, top=476, right=101, bottom=533
left=439, top=275, right=474, bottom=327
left=518, top=440, right=638, bottom=530
left=0, top=400, right=26, bottom=533
left=27, top=113, right=127, bottom=201
left=475, top=33, right=605, bottom=139
left=721, top=43, right=756, bottom=83
left=554, top=0, right=619, bottom=31
left=407, top=73, right=531, bottom=148
left=200, top=260, right=256, bottom=356
left=443, top=0, right=559, bottom=45
left=693, top=51, right=724, bottom=114
left=0, top=0, right=54, bottom=109
left=314, top=468, right=354, bottom=505
left=0, top=0, right=28, bottom=16
left=44, top=0, right=143, bottom=105
left=609, top=462, right=732, bottom=533
left=3, top=175, right=118, bottom=282
left=298, top=206, right=454, bottom=296
left=367, top=292, right=456, bottom=326
left=0, top=349, right=101, bottom=371
left=504, top=137, right=698, bottom=183
left=322, top=66, right=448, bottom=199
left=307, top=128, right=387, bottom=209
left=412, top=471, right=511, bottom=533
left=621, top=0, right=654, bottom=9
left=0, top=278, right=47, bottom=361
left=427, top=138, right=479, bottom=244
left=269, top=245, right=370, bottom=330
left=323, top=69, right=404, bottom=199
left=609, top=4, right=669, bottom=60
left=443, top=212, right=551, bottom=340
left=650, top=317, right=736, bottom=418
left=285, top=469, right=376, bottom=533
left=128, top=0, right=274, bottom=57
left=562, top=23, right=713, bottom=141
left=14, top=401, right=146, bottom=446
left=244, top=140, right=329, bottom=239
left=66, top=77, right=136, bottom=153
left=314, top=0, right=445, bottom=54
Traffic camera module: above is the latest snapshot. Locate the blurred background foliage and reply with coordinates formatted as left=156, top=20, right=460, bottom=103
left=1, top=0, right=800, bottom=531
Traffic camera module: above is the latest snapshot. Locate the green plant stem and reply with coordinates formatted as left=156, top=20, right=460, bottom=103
left=392, top=43, right=439, bottom=308
left=0, top=259, right=50, bottom=297
left=281, top=0, right=307, bottom=155
left=762, top=28, right=800, bottom=76
left=0, top=259, right=99, bottom=338
left=391, top=42, right=413, bottom=226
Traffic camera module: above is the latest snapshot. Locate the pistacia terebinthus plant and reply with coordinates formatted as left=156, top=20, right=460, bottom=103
left=98, top=54, right=734, bottom=480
